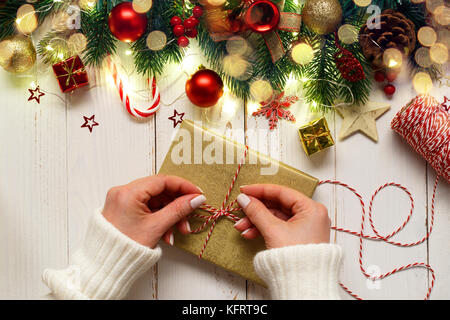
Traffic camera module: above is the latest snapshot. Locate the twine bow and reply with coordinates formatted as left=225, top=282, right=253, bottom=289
left=189, top=146, right=249, bottom=258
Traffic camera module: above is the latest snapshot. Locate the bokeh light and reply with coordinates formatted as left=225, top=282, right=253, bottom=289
left=414, top=47, right=433, bottom=68
left=68, top=33, right=87, bottom=53
left=426, top=0, right=444, bottom=13
left=434, top=5, right=450, bottom=26
left=383, top=48, right=403, bottom=68
left=207, top=0, right=226, bottom=5
left=79, top=0, right=97, bottom=10
left=146, top=30, right=167, bottom=51
left=429, top=42, right=448, bottom=64
left=291, top=42, right=314, bottom=65
left=417, top=26, right=437, bottom=47
left=223, top=55, right=251, bottom=80
left=413, top=72, right=433, bottom=94
left=338, top=24, right=358, bottom=44
left=133, top=0, right=153, bottom=13
left=16, top=4, right=37, bottom=34
left=250, top=80, right=273, bottom=102
left=353, top=0, right=371, bottom=7
left=226, top=36, right=248, bottom=56
left=437, top=28, right=450, bottom=48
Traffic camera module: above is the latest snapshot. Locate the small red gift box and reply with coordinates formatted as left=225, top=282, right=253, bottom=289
left=52, top=56, right=88, bottom=93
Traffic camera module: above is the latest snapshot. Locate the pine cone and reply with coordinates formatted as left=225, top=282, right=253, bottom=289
left=359, top=9, right=416, bottom=69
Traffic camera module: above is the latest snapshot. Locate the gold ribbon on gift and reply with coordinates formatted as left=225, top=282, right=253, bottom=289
left=299, top=117, right=335, bottom=156
left=56, top=56, right=86, bottom=88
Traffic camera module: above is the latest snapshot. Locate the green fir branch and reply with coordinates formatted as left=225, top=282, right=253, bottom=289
left=81, top=6, right=117, bottom=66
left=37, top=31, right=72, bottom=65
left=132, top=0, right=185, bottom=76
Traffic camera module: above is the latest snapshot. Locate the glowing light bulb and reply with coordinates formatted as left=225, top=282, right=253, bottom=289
left=125, top=50, right=132, bottom=56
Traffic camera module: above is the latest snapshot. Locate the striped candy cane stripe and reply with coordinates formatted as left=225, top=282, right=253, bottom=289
left=106, top=56, right=161, bottom=119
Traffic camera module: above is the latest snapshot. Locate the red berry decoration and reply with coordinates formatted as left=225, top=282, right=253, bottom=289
left=186, top=68, right=224, bottom=108
left=190, top=17, right=199, bottom=27
left=183, top=18, right=196, bottom=30
left=192, top=6, right=203, bottom=18
left=173, top=25, right=185, bottom=37
left=386, top=71, right=398, bottom=82
left=384, top=83, right=396, bottom=95
left=374, top=71, right=385, bottom=82
left=108, top=2, right=147, bottom=42
left=186, top=28, right=198, bottom=38
left=178, top=36, right=189, bottom=47
left=170, top=16, right=182, bottom=26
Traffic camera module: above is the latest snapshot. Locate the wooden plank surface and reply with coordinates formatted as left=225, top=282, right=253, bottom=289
left=0, top=42, right=448, bottom=300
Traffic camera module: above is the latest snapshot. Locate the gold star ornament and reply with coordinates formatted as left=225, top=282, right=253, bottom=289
left=336, top=101, right=391, bottom=142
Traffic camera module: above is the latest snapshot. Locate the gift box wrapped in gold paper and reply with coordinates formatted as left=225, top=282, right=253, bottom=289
left=158, top=120, right=318, bottom=286
left=298, top=117, right=335, bottom=156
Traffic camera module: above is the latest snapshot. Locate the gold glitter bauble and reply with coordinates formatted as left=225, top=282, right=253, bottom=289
left=0, top=35, right=36, bottom=73
left=302, top=0, right=342, bottom=35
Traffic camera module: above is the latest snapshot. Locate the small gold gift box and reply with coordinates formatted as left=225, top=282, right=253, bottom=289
left=298, top=117, right=335, bottom=156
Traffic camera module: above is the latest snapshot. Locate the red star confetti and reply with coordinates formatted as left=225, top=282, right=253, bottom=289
left=81, top=115, right=99, bottom=133
left=168, top=109, right=185, bottom=128
left=252, top=92, right=298, bottom=130
left=441, top=96, right=449, bottom=112
left=28, top=86, right=45, bottom=104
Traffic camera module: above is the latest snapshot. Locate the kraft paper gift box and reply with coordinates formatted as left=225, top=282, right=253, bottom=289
left=158, top=120, right=318, bottom=286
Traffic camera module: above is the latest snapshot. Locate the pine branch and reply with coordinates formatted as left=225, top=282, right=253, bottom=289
left=132, top=0, right=185, bottom=76
left=37, top=31, right=72, bottom=65
left=0, top=1, right=21, bottom=40
left=81, top=6, right=117, bottom=66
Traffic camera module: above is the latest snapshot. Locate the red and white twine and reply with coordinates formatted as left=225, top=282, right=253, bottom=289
left=190, top=146, right=249, bottom=258
left=319, top=178, right=439, bottom=300
left=106, top=56, right=161, bottom=118
left=391, top=95, right=449, bottom=183
left=188, top=95, right=448, bottom=299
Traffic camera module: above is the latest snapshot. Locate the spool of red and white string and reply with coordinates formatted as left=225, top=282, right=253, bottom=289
left=391, top=95, right=450, bottom=183
left=106, top=56, right=161, bottom=119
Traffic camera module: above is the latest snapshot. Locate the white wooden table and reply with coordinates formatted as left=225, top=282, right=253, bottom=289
left=0, top=43, right=449, bottom=300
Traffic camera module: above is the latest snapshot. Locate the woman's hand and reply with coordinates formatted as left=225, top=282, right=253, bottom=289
left=102, top=175, right=206, bottom=248
left=234, top=184, right=330, bottom=249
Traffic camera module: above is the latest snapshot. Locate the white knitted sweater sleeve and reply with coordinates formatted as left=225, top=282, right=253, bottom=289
left=42, top=209, right=162, bottom=300
left=254, top=243, right=343, bottom=300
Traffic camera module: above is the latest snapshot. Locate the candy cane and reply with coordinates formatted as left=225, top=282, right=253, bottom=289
left=106, top=56, right=161, bottom=118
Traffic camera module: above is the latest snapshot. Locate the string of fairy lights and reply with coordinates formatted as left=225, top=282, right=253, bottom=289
left=2, top=0, right=449, bottom=111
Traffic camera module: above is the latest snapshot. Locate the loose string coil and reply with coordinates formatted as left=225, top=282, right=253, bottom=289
left=319, top=178, right=439, bottom=300
left=391, top=95, right=449, bottom=183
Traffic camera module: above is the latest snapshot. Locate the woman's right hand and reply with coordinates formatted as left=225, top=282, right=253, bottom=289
left=234, top=184, right=331, bottom=249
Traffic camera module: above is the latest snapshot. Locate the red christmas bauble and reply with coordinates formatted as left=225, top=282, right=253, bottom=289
left=186, top=69, right=224, bottom=108
left=108, top=2, right=148, bottom=42
left=384, top=83, right=396, bottom=95
left=245, top=0, right=280, bottom=33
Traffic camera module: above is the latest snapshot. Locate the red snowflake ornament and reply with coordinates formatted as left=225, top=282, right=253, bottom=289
left=252, top=92, right=298, bottom=130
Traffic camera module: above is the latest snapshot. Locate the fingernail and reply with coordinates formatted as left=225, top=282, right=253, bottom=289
left=169, top=232, right=174, bottom=246
left=237, top=193, right=251, bottom=209
left=241, top=228, right=251, bottom=236
left=234, top=218, right=245, bottom=228
left=239, top=185, right=248, bottom=190
left=185, top=220, right=191, bottom=233
left=190, top=195, right=206, bottom=209
left=196, top=186, right=204, bottom=193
